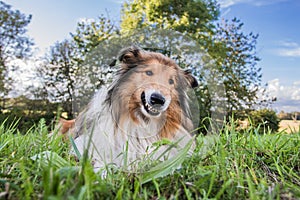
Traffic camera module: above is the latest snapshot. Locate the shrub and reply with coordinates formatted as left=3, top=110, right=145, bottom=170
left=0, top=108, right=57, bottom=133
left=249, top=109, right=280, bottom=134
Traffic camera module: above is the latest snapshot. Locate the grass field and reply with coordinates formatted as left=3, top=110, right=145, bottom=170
left=0, top=119, right=300, bottom=199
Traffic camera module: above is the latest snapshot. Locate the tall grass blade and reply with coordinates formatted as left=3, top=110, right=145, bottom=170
left=140, top=138, right=193, bottom=184
left=0, top=140, right=9, bottom=152
left=70, top=135, right=81, bottom=160
left=31, top=151, right=70, bottom=169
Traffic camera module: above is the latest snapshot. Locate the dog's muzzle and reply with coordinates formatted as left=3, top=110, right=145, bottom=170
left=141, top=91, right=169, bottom=116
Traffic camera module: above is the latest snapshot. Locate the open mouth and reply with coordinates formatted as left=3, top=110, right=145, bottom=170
left=141, top=92, right=160, bottom=116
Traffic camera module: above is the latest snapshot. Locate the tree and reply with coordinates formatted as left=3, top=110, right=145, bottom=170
left=0, top=1, right=33, bottom=110
left=37, top=40, right=77, bottom=118
left=35, top=16, right=118, bottom=118
left=70, top=15, right=119, bottom=112
left=121, top=0, right=219, bottom=42
left=249, top=109, right=280, bottom=134
left=211, top=18, right=264, bottom=115
left=71, top=15, right=118, bottom=58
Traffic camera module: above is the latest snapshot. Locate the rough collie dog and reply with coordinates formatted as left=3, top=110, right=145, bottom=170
left=71, top=46, right=198, bottom=170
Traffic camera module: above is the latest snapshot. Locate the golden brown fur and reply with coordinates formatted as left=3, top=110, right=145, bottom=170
left=58, top=118, right=75, bottom=135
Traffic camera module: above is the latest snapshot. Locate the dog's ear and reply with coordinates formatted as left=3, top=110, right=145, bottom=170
left=118, top=46, right=143, bottom=66
left=184, top=69, right=198, bottom=88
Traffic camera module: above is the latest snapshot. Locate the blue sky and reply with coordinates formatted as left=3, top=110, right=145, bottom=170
left=6, top=0, right=300, bottom=112
left=219, top=0, right=300, bottom=112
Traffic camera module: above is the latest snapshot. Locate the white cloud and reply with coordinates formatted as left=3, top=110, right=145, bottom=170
left=266, top=79, right=300, bottom=112
left=293, top=81, right=300, bottom=86
left=219, top=0, right=289, bottom=8
left=220, top=8, right=232, bottom=17
left=219, top=0, right=244, bottom=8
left=279, top=41, right=299, bottom=48
left=275, top=41, right=300, bottom=57
left=277, top=48, right=300, bottom=57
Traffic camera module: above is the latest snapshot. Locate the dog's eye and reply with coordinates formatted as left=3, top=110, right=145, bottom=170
left=169, top=79, right=174, bottom=85
left=145, top=70, right=153, bottom=76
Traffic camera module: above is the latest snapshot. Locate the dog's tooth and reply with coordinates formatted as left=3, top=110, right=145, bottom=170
left=144, top=101, right=160, bottom=114
left=151, top=107, right=158, bottom=113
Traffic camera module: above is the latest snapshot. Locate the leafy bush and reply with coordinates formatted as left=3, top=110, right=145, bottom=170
left=0, top=96, right=61, bottom=132
left=249, top=109, right=280, bottom=134
left=0, top=108, right=57, bottom=133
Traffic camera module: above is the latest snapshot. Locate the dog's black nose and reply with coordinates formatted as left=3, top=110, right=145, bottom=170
left=150, top=93, right=165, bottom=107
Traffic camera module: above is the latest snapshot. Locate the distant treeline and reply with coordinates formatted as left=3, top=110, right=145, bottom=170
left=278, top=111, right=300, bottom=120
left=0, top=96, right=60, bottom=132
left=0, top=96, right=286, bottom=134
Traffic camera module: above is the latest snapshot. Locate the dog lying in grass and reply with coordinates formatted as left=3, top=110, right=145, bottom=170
left=59, top=46, right=198, bottom=170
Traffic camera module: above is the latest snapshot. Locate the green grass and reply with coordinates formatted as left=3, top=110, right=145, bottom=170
left=0, top=119, right=300, bottom=199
